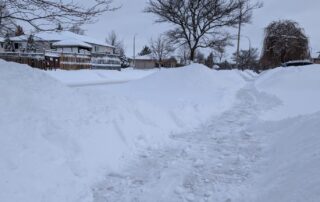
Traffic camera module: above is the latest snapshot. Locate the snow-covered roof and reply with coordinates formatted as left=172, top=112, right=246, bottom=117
left=9, top=35, right=29, bottom=41
left=10, top=31, right=114, bottom=48
left=52, top=39, right=92, bottom=49
left=0, top=37, right=4, bottom=43
left=135, top=54, right=178, bottom=61
left=135, top=54, right=154, bottom=60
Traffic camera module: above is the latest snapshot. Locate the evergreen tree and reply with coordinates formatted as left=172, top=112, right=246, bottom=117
left=26, top=34, right=36, bottom=52
left=57, top=23, right=63, bottom=31
left=139, top=46, right=152, bottom=56
left=3, top=32, right=14, bottom=51
left=205, top=52, right=214, bottom=68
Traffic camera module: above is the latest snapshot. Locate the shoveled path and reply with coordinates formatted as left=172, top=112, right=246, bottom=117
left=92, top=80, right=276, bottom=202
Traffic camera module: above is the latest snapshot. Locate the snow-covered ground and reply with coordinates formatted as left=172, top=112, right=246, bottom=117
left=44, top=68, right=157, bottom=86
left=1, top=60, right=320, bottom=202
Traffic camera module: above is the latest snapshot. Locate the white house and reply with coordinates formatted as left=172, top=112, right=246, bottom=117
left=52, top=39, right=92, bottom=54
left=9, top=31, right=115, bottom=55
left=1, top=31, right=121, bottom=70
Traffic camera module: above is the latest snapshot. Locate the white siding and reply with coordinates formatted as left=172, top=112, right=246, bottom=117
left=91, top=44, right=114, bottom=54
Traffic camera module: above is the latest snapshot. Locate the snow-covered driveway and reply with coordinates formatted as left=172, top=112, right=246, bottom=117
left=92, top=82, right=277, bottom=202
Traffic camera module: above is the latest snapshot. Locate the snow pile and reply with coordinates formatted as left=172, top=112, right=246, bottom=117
left=45, top=68, right=157, bottom=86
left=256, top=65, right=320, bottom=120
left=0, top=61, right=245, bottom=202
left=91, top=64, right=246, bottom=130
left=250, top=112, right=320, bottom=202
left=0, top=61, right=169, bottom=202
left=248, top=65, right=320, bottom=202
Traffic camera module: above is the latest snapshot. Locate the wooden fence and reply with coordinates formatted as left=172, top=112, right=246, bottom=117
left=0, top=51, right=91, bottom=70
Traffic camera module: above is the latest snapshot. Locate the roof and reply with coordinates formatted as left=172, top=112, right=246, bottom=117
left=10, top=31, right=114, bottom=48
left=135, top=54, right=154, bottom=60
left=52, top=39, right=92, bottom=49
left=0, top=37, right=4, bottom=43
left=135, top=54, right=177, bottom=61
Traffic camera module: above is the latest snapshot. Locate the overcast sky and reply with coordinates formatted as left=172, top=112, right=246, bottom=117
left=83, top=0, right=320, bottom=59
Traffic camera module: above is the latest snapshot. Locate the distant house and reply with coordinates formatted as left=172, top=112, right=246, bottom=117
left=313, top=52, right=320, bottom=64
left=134, top=54, right=178, bottom=69
left=0, top=37, right=4, bottom=53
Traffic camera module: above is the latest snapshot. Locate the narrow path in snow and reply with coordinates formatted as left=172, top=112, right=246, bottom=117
left=92, top=81, right=276, bottom=202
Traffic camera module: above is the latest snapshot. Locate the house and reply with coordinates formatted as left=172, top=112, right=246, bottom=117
left=9, top=31, right=115, bottom=55
left=52, top=39, right=92, bottom=54
left=0, top=37, right=4, bottom=53
left=134, top=54, right=178, bottom=69
left=0, top=31, right=121, bottom=70
left=312, top=52, right=320, bottom=64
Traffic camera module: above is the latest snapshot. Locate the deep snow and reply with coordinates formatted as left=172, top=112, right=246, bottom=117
left=0, top=60, right=245, bottom=202
left=44, top=68, right=157, bottom=86
left=1, top=60, right=320, bottom=202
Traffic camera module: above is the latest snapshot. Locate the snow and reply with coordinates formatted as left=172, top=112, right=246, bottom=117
left=10, top=31, right=113, bottom=48
left=248, top=112, right=320, bottom=202
left=0, top=60, right=245, bottom=202
left=255, top=65, right=320, bottom=120
left=87, top=64, right=246, bottom=129
left=1, top=59, right=320, bottom=202
left=135, top=54, right=154, bottom=60
left=52, top=39, right=93, bottom=48
left=44, top=68, right=158, bottom=86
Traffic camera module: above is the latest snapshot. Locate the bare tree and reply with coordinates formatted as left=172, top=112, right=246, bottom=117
left=69, top=24, right=85, bottom=35
left=0, top=2, right=15, bottom=35
left=145, top=0, right=261, bottom=61
left=0, top=0, right=116, bottom=32
left=150, top=35, right=174, bottom=67
left=106, top=30, right=125, bottom=56
left=214, top=46, right=227, bottom=63
left=260, top=20, right=310, bottom=69
left=232, top=47, right=259, bottom=70
left=195, top=51, right=205, bottom=64
left=177, top=43, right=190, bottom=65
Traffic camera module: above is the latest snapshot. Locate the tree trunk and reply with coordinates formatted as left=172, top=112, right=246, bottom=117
left=190, top=48, right=196, bottom=62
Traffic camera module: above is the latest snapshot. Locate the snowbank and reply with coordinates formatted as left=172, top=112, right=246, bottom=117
left=45, top=68, right=157, bottom=86
left=255, top=65, right=320, bottom=120
left=0, top=61, right=172, bottom=202
left=0, top=61, right=245, bottom=202
left=247, top=65, right=320, bottom=201
left=249, top=112, right=320, bottom=202
left=87, top=64, right=246, bottom=130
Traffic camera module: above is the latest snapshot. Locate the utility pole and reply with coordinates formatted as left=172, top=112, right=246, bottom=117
left=236, top=0, right=243, bottom=69
left=133, top=34, right=136, bottom=68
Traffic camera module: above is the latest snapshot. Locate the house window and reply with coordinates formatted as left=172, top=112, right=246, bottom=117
left=14, top=43, right=19, bottom=50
